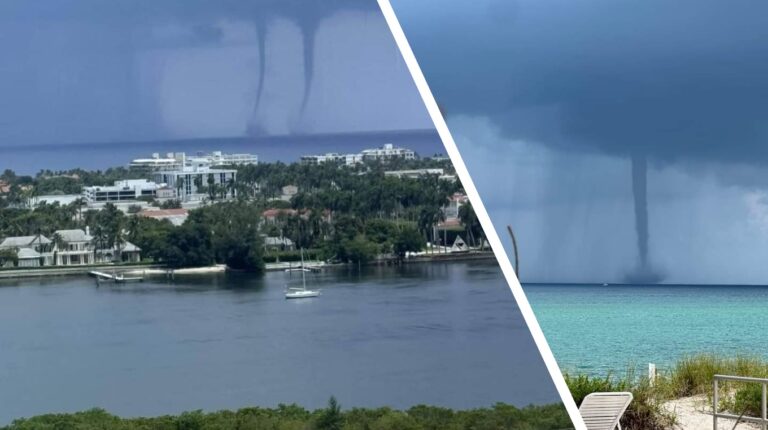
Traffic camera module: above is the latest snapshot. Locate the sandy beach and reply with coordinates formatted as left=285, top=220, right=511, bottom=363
left=664, top=395, right=761, bottom=430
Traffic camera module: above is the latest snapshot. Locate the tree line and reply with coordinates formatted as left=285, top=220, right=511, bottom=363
left=2, top=398, right=572, bottom=430
left=0, top=159, right=486, bottom=270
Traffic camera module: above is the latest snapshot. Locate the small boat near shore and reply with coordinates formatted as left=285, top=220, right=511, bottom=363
left=285, top=249, right=320, bottom=299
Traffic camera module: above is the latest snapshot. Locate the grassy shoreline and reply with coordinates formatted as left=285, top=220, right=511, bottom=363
left=567, top=353, right=768, bottom=429
left=1, top=400, right=572, bottom=430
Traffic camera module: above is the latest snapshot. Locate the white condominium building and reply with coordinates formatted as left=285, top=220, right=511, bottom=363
left=300, top=153, right=363, bottom=166
left=361, top=143, right=416, bottom=161
left=301, top=144, right=416, bottom=166
left=154, top=166, right=237, bottom=201
left=130, top=151, right=257, bottom=172
left=82, top=180, right=165, bottom=203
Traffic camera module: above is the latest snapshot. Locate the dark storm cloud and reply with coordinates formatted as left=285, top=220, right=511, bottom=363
left=393, top=0, right=768, bottom=284
left=0, top=0, right=427, bottom=146
left=397, top=0, right=768, bottom=164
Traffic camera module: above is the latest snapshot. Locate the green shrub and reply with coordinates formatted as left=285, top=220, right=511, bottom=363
left=732, top=384, right=763, bottom=418
left=565, top=369, right=673, bottom=430
left=1, top=401, right=572, bottom=430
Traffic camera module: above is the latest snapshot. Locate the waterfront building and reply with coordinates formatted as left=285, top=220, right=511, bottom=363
left=53, top=229, right=94, bottom=265
left=83, top=180, right=163, bottom=204
left=129, top=153, right=183, bottom=172
left=96, top=241, right=141, bottom=264
left=130, top=151, right=257, bottom=172
left=263, top=236, right=295, bottom=252
left=204, top=151, right=258, bottom=166
left=300, top=153, right=363, bottom=166
left=0, top=235, right=54, bottom=267
left=301, top=144, right=415, bottom=166
left=153, top=166, right=237, bottom=201
left=0, top=229, right=141, bottom=267
left=56, top=228, right=141, bottom=265
left=443, top=192, right=469, bottom=220
left=361, top=143, right=416, bottom=161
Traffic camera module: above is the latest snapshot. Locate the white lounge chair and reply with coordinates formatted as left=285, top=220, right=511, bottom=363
left=579, top=392, right=633, bottom=430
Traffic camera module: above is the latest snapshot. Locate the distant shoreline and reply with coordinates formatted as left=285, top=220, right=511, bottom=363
left=0, top=251, right=497, bottom=281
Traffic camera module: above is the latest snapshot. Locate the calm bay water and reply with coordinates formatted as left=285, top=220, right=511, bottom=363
left=525, top=284, right=768, bottom=375
left=0, top=261, right=557, bottom=423
left=0, top=130, right=443, bottom=175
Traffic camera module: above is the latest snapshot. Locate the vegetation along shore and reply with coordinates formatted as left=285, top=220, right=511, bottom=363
left=0, top=154, right=489, bottom=278
left=2, top=398, right=571, bottom=430
left=567, top=353, right=768, bottom=429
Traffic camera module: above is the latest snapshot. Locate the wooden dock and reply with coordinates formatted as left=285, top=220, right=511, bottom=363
left=89, top=271, right=143, bottom=283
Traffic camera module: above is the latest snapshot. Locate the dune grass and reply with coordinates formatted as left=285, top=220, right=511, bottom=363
left=566, top=354, right=768, bottom=430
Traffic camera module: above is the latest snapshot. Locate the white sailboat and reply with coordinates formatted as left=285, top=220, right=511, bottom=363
left=285, top=249, right=320, bottom=299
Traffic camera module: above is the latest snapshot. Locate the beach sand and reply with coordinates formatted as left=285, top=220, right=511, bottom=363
left=664, top=395, right=761, bottom=429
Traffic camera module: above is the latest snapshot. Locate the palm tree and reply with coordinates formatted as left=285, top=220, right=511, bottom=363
left=91, top=225, right=107, bottom=264
left=34, top=228, right=45, bottom=266
left=207, top=174, right=216, bottom=201
left=126, top=216, right=141, bottom=242
left=226, top=177, right=237, bottom=199
left=458, top=202, right=478, bottom=247
left=193, top=175, right=203, bottom=195
left=114, top=229, right=126, bottom=263
left=52, top=232, right=65, bottom=266
left=73, top=197, right=87, bottom=224
left=176, top=177, right=185, bottom=201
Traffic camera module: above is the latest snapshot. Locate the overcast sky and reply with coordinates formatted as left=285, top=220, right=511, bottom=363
left=0, top=0, right=432, bottom=148
left=393, top=0, right=768, bottom=285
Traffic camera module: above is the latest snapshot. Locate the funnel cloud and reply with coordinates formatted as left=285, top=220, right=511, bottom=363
left=0, top=0, right=431, bottom=146
left=393, top=0, right=768, bottom=284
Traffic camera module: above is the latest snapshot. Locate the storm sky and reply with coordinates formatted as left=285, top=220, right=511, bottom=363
left=0, top=0, right=432, bottom=148
left=393, top=0, right=768, bottom=284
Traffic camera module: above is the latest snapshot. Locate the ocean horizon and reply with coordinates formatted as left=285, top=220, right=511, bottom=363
left=525, top=282, right=768, bottom=376
left=0, top=129, right=443, bottom=175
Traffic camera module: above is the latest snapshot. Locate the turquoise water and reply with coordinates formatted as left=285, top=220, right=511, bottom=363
left=525, top=284, right=768, bottom=375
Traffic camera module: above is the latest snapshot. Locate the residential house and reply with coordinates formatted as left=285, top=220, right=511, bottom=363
left=263, top=236, right=295, bottom=252
left=262, top=208, right=299, bottom=225
left=0, top=235, right=55, bottom=267
left=442, top=192, right=469, bottom=220
left=96, top=240, right=142, bottom=264
left=53, top=229, right=94, bottom=265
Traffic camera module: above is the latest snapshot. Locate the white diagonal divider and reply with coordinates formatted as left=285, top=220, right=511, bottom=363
left=376, top=1, right=586, bottom=428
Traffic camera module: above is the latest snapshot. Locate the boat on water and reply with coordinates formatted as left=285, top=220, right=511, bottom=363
left=285, top=287, right=320, bottom=299
left=285, top=249, right=320, bottom=299
left=114, top=274, right=144, bottom=283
